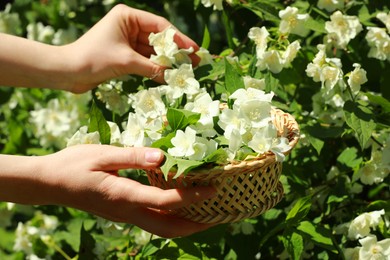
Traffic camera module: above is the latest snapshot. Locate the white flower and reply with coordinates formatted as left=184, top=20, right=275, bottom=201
left=347, top=63, right=367, bottom=95
left=26, top=22, right=55, bottom=43
left=325, top=11, right=363, bottom=49
left=229, top=87, right=274, bottom=106
left=131, top=88, right=166, bottom=119
left=149, top=27, right=178, bottom=65
left=356, top=157, right=389, bottom=185
left=201, top=0, right=223, bottom=11
left=52, top=25, right=78, bottom=45
left=320, top=65, right=342, bottom=93
left=218, top=107, right=247, bottom=138
left=239, top=100, right=273, bottom=128
left=168, top=127, right=197, bottom=158
left=257, top=50, right=284, bottom=74
left=30, top=97, right=80, bottom=148
left=377, top=12, right=390, bottom=32
left=248, top=26, right=269, bottom=58
left=185, top=92, right=220, bottom=137
left=227, top=128, right=243, bottom=157
left=108, top=121, right=122, bottom=145
left=348, top=210, right=385, bottom=240
left=283, top=40, right=301, bottom=65
left=196, top=47, right=214, bottom=66
left=0, top=3, right=21, bottom=35
left=278, top=7, right=310, bottom=36
left=243, top=76, right=266, bottom=90
left=270, top=137, right=291, bottom=162
left=189, top=136, right=218, bottom=161
left=248, top=124, right=276, bottom=155
left=121, top=113, right=148, bottom=147
left=162, top=64, right=200, bottom=101
left=343, top=247, right=360, bottom=260
left=359, top=235, right=390, bottom=259
left=383, top=137, right=390, bottom=171
left=67, top=126, right=100, bottom=146
left=317, top=0, right=344, bottom=12
left=13, top=222, right=33, bottom=253
left=365, top=27, right=390, bottom=61
left=96, top=80, right=130, bottom=115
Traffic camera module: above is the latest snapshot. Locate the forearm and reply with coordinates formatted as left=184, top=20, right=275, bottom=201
left=0, top=154, right=52, bottom=205
left=0, top=33, right=77, bottom=91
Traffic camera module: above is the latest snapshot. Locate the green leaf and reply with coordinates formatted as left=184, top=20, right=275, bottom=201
left=343, top=100, right=377, bottom=149
left=201, top=26, right=210, bottom=49
left=307, top=135, right=324, bottom=155
left=304, top=18, right=326, bottom=33
left=203, top=148, right=228, bottom=164
left=286, top=196, right=312, bottom=226
left=166, top=108, right=200, bottom=131
left=174, top=238, right=202, bottom=259
left=224, top=58, right=244, bottom=94
left=88, top=102, right=111, bottom=145
left=160, top=152, right=179, bottom=180
left=296, top=221, right=336, bottom=253
left=175, top=158, right=204, bottom=178
left=151, top=133, right=175, bottom=151
left=78, top=223, right=96, bottom=260
left=282, top=231, right=303, bottom=260
left=337, top=147, right=363, bottom=168
left=365, top=92, right=390, bottom=113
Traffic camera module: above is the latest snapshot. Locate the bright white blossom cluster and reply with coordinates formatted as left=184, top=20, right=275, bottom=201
left=306, top=44, right=367, bottom=125
left=354, top=137, right=390, bottom=185
left=0, top=3, right=21, bottom=35
left=30, top=93, right=90, bottom=148
left=341, top=209, right=390, bottom=259
left=248, top=26, right=301, bottom=73
left=201, top=0, right=223, bottom=11
left=95, top=79, right=131, bottom=115
left=324, top=11, right=363, bottom=49
left=317, top=0, right=344, bottom=13
left=279, top=7, right=310, bottom=37
left=365, top=12, right=390, bottom=62
left=148, top=27, right=195, bottom=67
left=13, top=212, right=58, bottom=259
left=69, top=27, right=292, bottom=166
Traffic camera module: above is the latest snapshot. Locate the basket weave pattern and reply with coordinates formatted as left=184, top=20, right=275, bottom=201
left=146, top=109, right=299, bottom=224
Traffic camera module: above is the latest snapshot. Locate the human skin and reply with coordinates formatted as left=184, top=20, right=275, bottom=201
left=0, top=5, right=213, bottom=238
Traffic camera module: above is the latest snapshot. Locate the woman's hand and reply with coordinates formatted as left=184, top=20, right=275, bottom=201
left=0, top=145, right=215, bottom=238
left=0, top=4, right=199, bottom=93
left=66, top=4, right=200, bottom=93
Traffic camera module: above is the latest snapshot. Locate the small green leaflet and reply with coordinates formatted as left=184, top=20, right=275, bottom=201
left=282, top=230, right=303, bottom=260
left=201, top=26, right=210, bottom=49
left=337, top=147, right=362, bottom=168
left=286, top=196, right=311, bottom=226
left=88, top=102, right=111, bottom=145
left=296, top=221, right=336, bottom=253
left=343, top=100, right=376, bottom=150
left=166, top=108, right=200, bottom=131
left=224, top=58, right=245, bottom=94
left=160, top=152, right=204, bottom=180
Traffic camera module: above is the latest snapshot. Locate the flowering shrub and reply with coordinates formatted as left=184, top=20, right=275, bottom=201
left=1, top=0, right=390, bottom=259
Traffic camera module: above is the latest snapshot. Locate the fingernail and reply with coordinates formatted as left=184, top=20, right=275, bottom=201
left=145, top=150, right=163, bottom=163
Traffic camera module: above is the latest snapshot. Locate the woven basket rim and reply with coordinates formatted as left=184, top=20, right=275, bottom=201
left=153, top=108, right=299, bottom=179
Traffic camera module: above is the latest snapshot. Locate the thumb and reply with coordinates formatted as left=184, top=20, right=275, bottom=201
left=128, top=52, right=166, bottom=83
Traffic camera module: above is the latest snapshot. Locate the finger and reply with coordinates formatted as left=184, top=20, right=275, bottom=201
left=133, top=207, right=214, bottom=238
left=95, top=145, right=164, bottom=171
left=128, top=52, right=166, bottom=83
left=128, top=183, right=217, bottom=210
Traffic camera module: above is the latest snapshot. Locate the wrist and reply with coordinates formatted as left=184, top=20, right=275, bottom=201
left=0, top=154, right=50, bottom=205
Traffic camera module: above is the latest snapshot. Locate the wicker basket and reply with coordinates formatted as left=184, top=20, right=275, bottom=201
left=145, top=108, right=300, bottom=224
